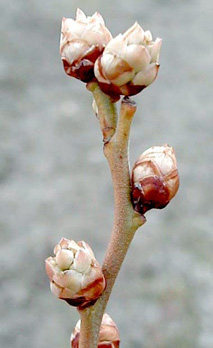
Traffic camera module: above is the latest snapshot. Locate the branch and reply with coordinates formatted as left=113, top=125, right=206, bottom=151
left=78, top=87, right=146, bottom=348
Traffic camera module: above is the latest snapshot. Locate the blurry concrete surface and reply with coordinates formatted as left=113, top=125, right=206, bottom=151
left=0, top=0, right=213, bottom=347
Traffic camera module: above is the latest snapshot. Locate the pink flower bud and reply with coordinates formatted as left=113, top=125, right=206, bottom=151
left=60, top=9, right=112, bottom=82
left=45, top=238, right=105, bottom=308
left=94, top=22, right=162, bottom=99
left=71, top=313, right=120, bottom=348
left=131, top=145, right=179, bottom=214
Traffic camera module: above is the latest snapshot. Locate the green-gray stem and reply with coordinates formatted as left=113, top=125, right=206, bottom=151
left=78, top=85, right=146, bottom=348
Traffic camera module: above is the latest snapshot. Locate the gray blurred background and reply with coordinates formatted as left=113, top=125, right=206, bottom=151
left=0, top=0, right=213, bottom=347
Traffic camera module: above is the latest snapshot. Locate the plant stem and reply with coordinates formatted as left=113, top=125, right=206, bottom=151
left=87, top=82, right=118, bottom=143
left=78, top=86, right=146, bottom=348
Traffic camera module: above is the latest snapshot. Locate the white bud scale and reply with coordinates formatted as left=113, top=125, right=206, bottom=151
left=45, top=238, right=106, bottom=308
left=132, top=145, right=179, bottom=214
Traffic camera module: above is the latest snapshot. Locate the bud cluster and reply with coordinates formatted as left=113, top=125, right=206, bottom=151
left=45, top=238, right=105, bottom=308
left=45, top=9, right=181, bottom=348
left=60, top=9, right=162, bottom=99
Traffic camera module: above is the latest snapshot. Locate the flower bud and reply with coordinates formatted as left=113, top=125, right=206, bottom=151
left=60, top=9, right=112, bottom=82
left=45, top=238, right=105, bottom=308
left=94, top=22, right=162, bottom=99
left=131, top=145, right=179, bottom=214
left=71, top=313, right=120, bottom=348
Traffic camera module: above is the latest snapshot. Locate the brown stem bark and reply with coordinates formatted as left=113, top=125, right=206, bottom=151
left=78, top=86, right=146, bottom=348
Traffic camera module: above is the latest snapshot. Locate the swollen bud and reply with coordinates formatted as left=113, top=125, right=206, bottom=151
left=60, top=9, right=112, bottom=82
left=94, top=22, right=162, bottom=100
left=45, top=238, right=105, bottom=308
left=131, top=145, right=179, bottom=214
left=71, top=313, right=120, bottom=348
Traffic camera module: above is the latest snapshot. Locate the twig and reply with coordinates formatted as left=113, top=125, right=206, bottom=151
left=78, top=85, right=146, bottom=348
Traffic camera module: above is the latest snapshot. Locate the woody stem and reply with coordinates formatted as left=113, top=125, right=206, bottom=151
left=78, top=85, right=146, bottom=348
